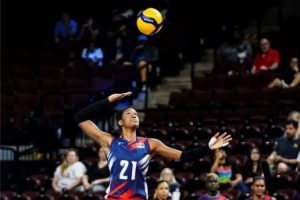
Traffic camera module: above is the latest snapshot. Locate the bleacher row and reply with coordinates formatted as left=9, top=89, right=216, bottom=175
left=1, top=65, right=138, bottom=127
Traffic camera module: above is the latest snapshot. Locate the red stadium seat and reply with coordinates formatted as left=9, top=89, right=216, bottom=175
left=38, top=67, right=62, bottom=80
left=14, top=79, right=39, bottom=94
left=14, top=93, right=40, bottom=113
left=22, top=191, right=39, bottom=200
left=64, top=79, right=89, bottom=93
left=175, top=172, right=194, bottom=184
left=64, top=66, right=87, bottom=79
left=88, top=78, right=114, bottom=93
left=193, top=76, right=215, bottom=90
left=40, top=79, right=63, bottom=94
left=0, top=191, right=17, bottom=199
left=65, top=94, right=89, bottom=109
left=168, top=91, right=190, bottom=108
left=188, top=90, right=212, bottom=107
left=276, top=189, right=297, bottom=200
left=88, top=66, right=113, bottom=79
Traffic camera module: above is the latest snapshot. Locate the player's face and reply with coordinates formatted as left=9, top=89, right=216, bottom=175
left=250, top=148, right=260, bottom=162
left=156, top=182, right=169, bottom=200
left=121, top=108, right=139, bottom=129
left=252, top=179, right=266, bottom=197
left=286, top=124, right=297, bottom=138
left=66, top=151, right=78, bottom=164
left=206, top=176, right=219, bottom=192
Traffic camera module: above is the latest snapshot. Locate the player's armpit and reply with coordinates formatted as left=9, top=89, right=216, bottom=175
left=78, top=120, right=113, bottom=148
left=148, top=138, right=182, bottom=161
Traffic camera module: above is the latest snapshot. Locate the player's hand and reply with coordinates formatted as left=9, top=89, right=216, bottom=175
left=108, top=92, right=132, bottom=103
left=84, top=183, right=91, bottom=190
left=208, top=132, right=232, bottom=150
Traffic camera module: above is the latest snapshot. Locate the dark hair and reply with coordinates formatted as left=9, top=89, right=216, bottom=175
left=286, top=120, right=299, bottom=129
left=115, top=107, right=135, bottom=126
left=252, top=176, right=265, bottom=185
left=245, top=147, right=263, bottom=176
left=156, top=180, right=169, bottom=189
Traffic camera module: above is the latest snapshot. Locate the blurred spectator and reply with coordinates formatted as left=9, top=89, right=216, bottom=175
left=217, top=29, right=253, bottom=74
left=198, top=173, right=229, bottom=200
left=267, top=120, right=300, bottom=173
left=245, top=176, right=275, bottom=200
left=159, top=168, right=180, bottom=200
left=130, top=35, right=160, bottom=91
left=210, top=148, right=249, bottom=195
left=153, top=180, right=171, bottom=200
left=227, top=45, right=253, bottom=75
left=251, top=38, right=280, bottom=74
left=244, top=147, right=271, bottom=187
left=81, top=42, right=104, bottom=66
left=287, top=110, right=300, bottom=138
left=78, top=17, right=99, bottom=44
left=54, top=13, right=78, bottom=43
left=52, top=149, right=86, bottom=192
left=268, top=57, right=300, bottom=88
left=82, top=147, right=109, bottom=192
left=106, top=37, right=130, bottom=65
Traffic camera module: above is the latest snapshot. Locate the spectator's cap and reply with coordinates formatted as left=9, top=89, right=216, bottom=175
left=138, top=35, right=148, bottom=42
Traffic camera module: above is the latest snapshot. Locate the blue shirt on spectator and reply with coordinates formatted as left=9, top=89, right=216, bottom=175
left=54, top=19, right=78, bottom=40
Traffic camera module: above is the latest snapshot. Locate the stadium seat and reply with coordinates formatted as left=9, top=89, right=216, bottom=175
left=40, top=79, right=63, bottom=94
left=65, top=94, right=89, bottom=108
left=222, top=189, right=241, bottom=200
left=168, top=91, right=190, bottom=108
left=231, top=154, right=247, bottom=166
left=235, top=74, right=262, bottom=88
left=193, top=76, right=215, bottom=90
left=14, top=93, right=40, bottom=113
left=271, top=174, right=293, bottom=191
left=276, top=189, right=297, bottom=200
left=12, top=67, right=35, bottom=80
left=64, top=79, right=89, bottom=93
left=64, top=67, right=87, bottom=79
left=188, top=90, right=212, bottom=107
left=22, top=191, right=39, bottom=200
left=38, top=67, right=62, bottom=80
left=88, top=78, right=114, bottom=94
left=88, top=66, right=113, bottom=79
left=14, top=79, right=39, bottom=94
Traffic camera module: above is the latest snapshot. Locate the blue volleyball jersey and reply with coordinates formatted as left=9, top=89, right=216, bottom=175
left=105, top=137, right=151, bottom=200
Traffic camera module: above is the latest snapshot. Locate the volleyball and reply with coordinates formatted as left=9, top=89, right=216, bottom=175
left=136, top=8, right=163, bottom=35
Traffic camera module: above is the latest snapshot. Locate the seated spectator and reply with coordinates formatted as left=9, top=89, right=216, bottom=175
left=153, top=180, right=170, bottom=200
left=210, top=148, right=249, bottom=195
left=244, top=147, right=271, bottom=187
left=268, top=57, right=300, bottom=88
left=52, top=149, right=86, bottom=192
left=251, top=38, right=280, bottom=74
left=245, top=176, right=276, bottom=200
left=106, top=37, right=130, bottom=65
left=78, top=17, right=100, bottom=44
left=82, top=147, right=109, bottom=192
left=81, top=42, right=104, bottom=66
left=227, top=45, right=253, bottom=75
left=198, top=173, right=229, bottom=200
left=130, top=35, right=159, bottom=91
left=267, top=120, right=300, bottom=173
left=158, top=168, right=180, bottom=200
left=54, top=12, right=78, bottom=43
left=216, top=28, right=253, bottom=74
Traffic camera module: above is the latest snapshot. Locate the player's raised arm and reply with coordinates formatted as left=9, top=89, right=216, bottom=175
left=149, top=132, right=232, bottom=162
left=74, top=92, right=132, bottom=148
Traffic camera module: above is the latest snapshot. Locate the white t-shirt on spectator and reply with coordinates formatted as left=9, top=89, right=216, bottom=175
left=54, top=161, right=86, bottom=189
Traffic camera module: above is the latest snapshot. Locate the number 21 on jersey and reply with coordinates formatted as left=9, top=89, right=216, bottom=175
left=119, top=160, right=137, bottom=180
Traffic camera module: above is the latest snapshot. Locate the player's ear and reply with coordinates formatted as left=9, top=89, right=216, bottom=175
left=118, top=120, right=123, bottom=126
